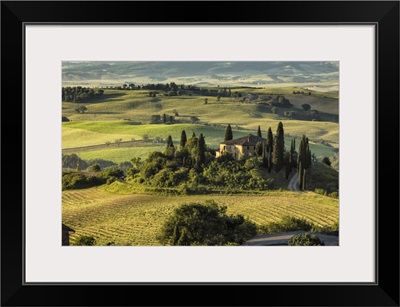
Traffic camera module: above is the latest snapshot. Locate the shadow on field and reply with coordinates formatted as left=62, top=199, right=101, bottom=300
left=88, top=93, right=126, bottom=103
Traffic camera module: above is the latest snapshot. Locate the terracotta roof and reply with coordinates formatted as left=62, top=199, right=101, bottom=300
left=62, top=224, right=75, bottom=233
left=222, top=134, right=267, bottom=146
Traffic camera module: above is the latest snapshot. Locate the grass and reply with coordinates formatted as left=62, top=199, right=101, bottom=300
left=63, top=187, right=338, bottom=246
left=307, top=162, right=339, bottom=193
left=76, top=146, right=164, bottom=163
left=63, top=120, right=338, bottom=162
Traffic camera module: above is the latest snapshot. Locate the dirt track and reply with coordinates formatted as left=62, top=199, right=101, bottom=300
left=288, top=172, right=299, bottom=191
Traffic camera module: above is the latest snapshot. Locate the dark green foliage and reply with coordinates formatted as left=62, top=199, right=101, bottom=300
left=322, top=156, right=332, bottom=166
left=62, top=172, right=105, bottom=190
left=165, top=135, right=175, bottom=156
left=284, top=151, right=291, bottom=180
left=74, top=105, right=87, bottom=114
left=197, top=133, right=206, bottom=166
left=266, top=127, right=273, bottom=151
left=288, top=233, right=325, bottom=246
left=307, top=162, right=338, bottom=194
left=150, top=115, right=162, bottom=124
left=302, top=169, right=307, bottom=190
left=225, top=124, right=233, bottom=141
left=268, top=147, right=273, bottom=173
left=298, top=161, right=304, bottom=190
left=74, top=235, right=96, bottom=246
left=301, top=103, right=311, bottom=111
left=158, top=201, right=257, bottom=246
left=163, top=113, right=167, bottom=124
left=255, top=141, right=264, bottom=157
left=62, top=154, right=88, bottom=170
left=100, top=167, right=124, bottom=184
left=259, top=216, right=313, bottom=234
left=90, top=164, right=101, bottom=172
left=86, top=158, right=117, bottom=170
left=141, top=152, right=167, bottom=179
left=203, top=159, right=273, bottom=191
left=272, top=122, right=285, bottom=173
left=180, top=130, right=187, bottom=149
left=267, top=95, right=293, bottom=108
left=62, top=116, right=70, bottom=122
left=262, top=144, right=268, bottom=168
left=62, top=87, right=104, bottom=103
left=290, top=138, right=297, bottom=169
left=257, top=125, right=262, bottom=138
left=297, top=135, right=312, bottom=190
left=150, top=168, right=189, bottom=187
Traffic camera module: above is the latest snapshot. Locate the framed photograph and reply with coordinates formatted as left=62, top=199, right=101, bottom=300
left=2, top=1, right=399, bottom=306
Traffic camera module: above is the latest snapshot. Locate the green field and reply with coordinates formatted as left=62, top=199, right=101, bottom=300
left=63, top=121, right=337, bottom=162
left=62, top=88, right=339, bottom=163
left=63, top=187, right=339, bottom=246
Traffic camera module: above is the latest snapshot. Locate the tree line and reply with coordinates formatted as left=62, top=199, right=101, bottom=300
left=62, top=87, right=104, bottom=103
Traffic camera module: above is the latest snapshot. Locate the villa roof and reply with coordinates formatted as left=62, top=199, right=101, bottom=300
left=222, top=134, right=267, bottom=146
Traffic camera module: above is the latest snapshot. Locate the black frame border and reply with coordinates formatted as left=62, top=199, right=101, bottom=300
left=1, top=1, right=399, bottom=306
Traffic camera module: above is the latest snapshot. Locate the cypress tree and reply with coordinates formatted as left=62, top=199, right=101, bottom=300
left=272, top=122, right=285, bottom=173
left=257, top=125, right=262, bottom=138
left=165, top=135, right=175, bottom=156
left=284, top=151, right=291, bottom=179
left=166, top=135, right=174, bottom=148
left=192, top=132, right=196, bottom=138
left=180, top=130, right=187, bottom=149
left=306, top=143, right=312, bottom=169
left=302, top=169, right=307, bottom=190
left=262, top=142, right=268, bottom=168
left=197, top=133, right=206, bottom=166
left=163, top=113, right=167, bottom=124
left=225, top=124, right=233, bottom=141
left=268, top=147, right=273, bottom=173
left=290, top=138, right=297, bottom=169
left=267, top=127, right=273, bottom=152
left=255, top=141, right=263, bottom=157
left=298, top=161, right=304, bottom=190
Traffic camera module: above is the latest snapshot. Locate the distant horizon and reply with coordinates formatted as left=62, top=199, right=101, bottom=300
left=62, top=61, right=339, bottom=91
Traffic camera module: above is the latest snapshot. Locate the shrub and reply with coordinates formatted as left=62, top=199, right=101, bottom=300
left=101, top=167, right=124, bottom=180
left=288, top=233, right=325, bottom=246
left=314, top=188, right=327, bottom=196
left=259, top=216, right=313, bottom=234
left=62, top=153, right=88, bottom=170
left=74, top=235, right=96, bottom=246
left=322, top=156, right=332, bottom=166
left=328, top=191, right=339, bottom=198
left=158, top=201, right=257, bottom=246
left=90, top=164, right=101, bottom=172
left=62, top=172, right=105, bottom=190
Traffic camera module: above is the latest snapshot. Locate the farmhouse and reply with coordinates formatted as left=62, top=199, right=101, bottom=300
left=216, top=134, right=266, bottom=160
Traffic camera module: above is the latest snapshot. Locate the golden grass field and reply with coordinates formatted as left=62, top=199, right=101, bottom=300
left=63, top=187, right=339, bottom=246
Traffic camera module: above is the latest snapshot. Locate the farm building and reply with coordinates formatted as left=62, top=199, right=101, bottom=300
left=62, top=223, right=75, bottom=246
left=216, top=134, right=267, bottom=160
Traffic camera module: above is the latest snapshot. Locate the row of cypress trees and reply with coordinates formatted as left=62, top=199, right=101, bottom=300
left=225, top=122, right=312, bottom=190
left=165, top=131, right=206, bottom=168
left=166, top=122, right=312, bottom=190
